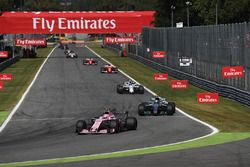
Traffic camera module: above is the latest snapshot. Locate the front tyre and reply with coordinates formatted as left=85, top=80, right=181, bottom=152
left=117, top=85, right=123, bottom=94
left=138, top=104, right=145, bottom=116
left=138, top=85, right=144, bottom=94
left=75, top=120, right=87, bottom=134
left=100, top=67, right=104, bottom=73
left=166, top=102, right=176, bottom=115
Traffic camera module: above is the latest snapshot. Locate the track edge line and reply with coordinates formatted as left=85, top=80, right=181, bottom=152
left=0, top=46, right=57, bottom=133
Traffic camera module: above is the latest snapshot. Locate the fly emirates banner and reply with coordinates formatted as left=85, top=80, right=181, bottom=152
left=0, top=11, right=154, bottom=34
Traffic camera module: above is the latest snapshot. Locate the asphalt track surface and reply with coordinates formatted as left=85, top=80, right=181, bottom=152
left=0, top=45, right=211, bottom=163
left=44, top=138, right=250, bottom=167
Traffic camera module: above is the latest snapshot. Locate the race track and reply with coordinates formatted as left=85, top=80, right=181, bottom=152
left=44, top=137, right=250, bottom=167
left=0, top=45, right=211, bottom=163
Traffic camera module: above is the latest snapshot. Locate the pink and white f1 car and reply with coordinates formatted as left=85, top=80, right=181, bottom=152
left=100, top=64, right=118, bottom=73
left=75, top=109, right=137, bottom=135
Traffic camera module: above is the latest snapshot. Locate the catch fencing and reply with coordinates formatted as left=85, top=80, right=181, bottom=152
left=106, top=22, right=250, bottom=106
left=134, top=22, right=250, bottom=92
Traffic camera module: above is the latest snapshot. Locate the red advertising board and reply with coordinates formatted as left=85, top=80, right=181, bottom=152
left=154, top=73, right=168, bottom=80
left=104, top=36, right=136, bottom=44
left=222, top=66, right=244, bottom=78
left=15, top=38, right=47, bottom=46
left=0, top=11, right=155, bottom=34
left=0, top=51, right=8, bottom=58
left=0, top=81, right=3, bottom=89
left=170, top=80, right=188, bottom=89
left=197, top=93, right=219, bottom=104
left=152, top=51, right=166, bottom=58
left=0, top=74, right=13, bottom=81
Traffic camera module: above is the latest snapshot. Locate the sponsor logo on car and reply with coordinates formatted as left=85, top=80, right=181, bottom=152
left=197, top=93, right=219, bottom=104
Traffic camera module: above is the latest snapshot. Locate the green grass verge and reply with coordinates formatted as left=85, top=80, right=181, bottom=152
left=0, top=45, right=249, bottom=166
left=0, top=132, right=250, bottom=167
left=0, top=111, right=8, bottom=125
left=88, top=45, right=250, bottom=132
left=0, top=46, right=54, bottom=125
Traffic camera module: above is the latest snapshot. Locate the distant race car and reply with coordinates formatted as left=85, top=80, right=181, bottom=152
left=83, top=58, right=98, bottom=65
left=117, top=80, right=144, bottom=94
left=58, top=43, right=68, bottom=50
left=138, top=96, right=175, bottom=116
left=75, top=109, right=137, bottom=134
left=65, top=50, right=78, bottom=58
left=100, top=64, right=118, bottom=73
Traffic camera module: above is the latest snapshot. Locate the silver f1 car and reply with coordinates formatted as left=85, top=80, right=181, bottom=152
left=83, top=58, right=98, bottom=65
left=138, top=96, right=175, bottom=116
left=65, top=50, right=78, bottom=58
left=117, top=80, right=144, bottom=94
left=100, top=64, right=118, bottom=73
left=75, top=109, right=137, bottom=135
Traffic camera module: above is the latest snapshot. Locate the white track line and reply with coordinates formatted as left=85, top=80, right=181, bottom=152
left=0, top=46, right=57, bottom=133
left=86, top=46, right=219, bottom=141
left=11, top=117, right=75, bottom=122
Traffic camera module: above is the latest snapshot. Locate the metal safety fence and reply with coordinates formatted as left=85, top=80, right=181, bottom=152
left=105, top=22, right=250, bottom=106
left=130, top=22, right=250, bottom=93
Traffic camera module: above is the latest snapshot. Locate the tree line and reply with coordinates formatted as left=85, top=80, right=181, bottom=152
left=0, top=0, right=249, bottom=26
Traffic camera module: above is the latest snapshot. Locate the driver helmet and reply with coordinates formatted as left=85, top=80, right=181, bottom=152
left=103, top=111, right=110, bottom=118
left=154, top=96, right=160, bottom=103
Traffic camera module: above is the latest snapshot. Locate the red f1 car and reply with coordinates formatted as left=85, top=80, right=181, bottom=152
left=83, top=58, right=98, bottom=65
left=75, top=109, right=137, bottom=135
left=100, top=64, right=118, bottom=73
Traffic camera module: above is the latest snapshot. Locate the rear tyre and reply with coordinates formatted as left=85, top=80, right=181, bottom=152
left=75, top=120, right=87, bottom=134
left=138, top=104, right=145, bottom=116
left=117, top=85, right=123, bottom=94
left=138, top=86, right=144, bottom=94
left=100, top=67, right=104, bottom=73
left=126, top=117, right=137, bottom=130
left=166, top=102, right=176, bottom=115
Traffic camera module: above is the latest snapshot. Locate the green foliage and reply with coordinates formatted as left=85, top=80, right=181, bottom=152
left=0, top=0, right=249, bottom=26
left=194, top=0, right=250, bottom=24
left=69, top=0, right=156, bottom=11
left=0, top=0, right=14, bottom=11
left=24, top=0, right=63, bottom=11
left=154, top=0, right=250, bottom=26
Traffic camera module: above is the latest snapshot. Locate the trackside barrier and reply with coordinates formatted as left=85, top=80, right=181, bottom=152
left=105, top=44, right=250, bottom=106
left=0, top=56, right=20, bottom=72
left=130, top=52, right=250, bottom=106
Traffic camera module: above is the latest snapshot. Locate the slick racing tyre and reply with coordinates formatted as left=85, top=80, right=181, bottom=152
left=117, top=85, right=124, bottom=94
left=100, top=67, right=104, bottom=73
left=166, top=102, right=176, bottom=115
left=108, top=120, right=120, bottom=134
left=139, top=85, right=144, bottom=94
left=75, top=120, right=87, bottom=134
left=126, top=117, right=137, bottom=130
left=138, top=104, right=145, bottom=116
